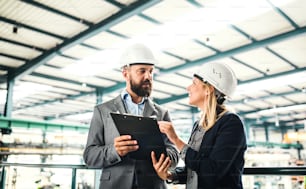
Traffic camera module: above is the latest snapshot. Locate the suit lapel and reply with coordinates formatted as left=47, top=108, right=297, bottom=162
left=143, top=98, right=157, bottom=117
left=112, top=95, right=128, bottom=114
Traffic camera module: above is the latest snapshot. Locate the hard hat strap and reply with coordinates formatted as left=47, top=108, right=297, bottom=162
left=215, top=90, right=226, bottom=105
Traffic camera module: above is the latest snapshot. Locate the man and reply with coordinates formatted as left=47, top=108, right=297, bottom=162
left=83, top=43, right=179, bottom=189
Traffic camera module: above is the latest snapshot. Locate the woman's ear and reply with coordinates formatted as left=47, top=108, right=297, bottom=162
left=208, top=85, right=215, bottom=95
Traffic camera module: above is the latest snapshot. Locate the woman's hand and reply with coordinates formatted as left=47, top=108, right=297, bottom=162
left=158, top=121, right=178, bottom=144
left=151, top=151, right=171, bottom=180
left=158, top=121, right=186, bottom=151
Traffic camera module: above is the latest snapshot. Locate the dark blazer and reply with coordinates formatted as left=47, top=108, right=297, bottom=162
left=174, top=112, right=247, bottom=189
left=83, top=95, right=179, bottom=189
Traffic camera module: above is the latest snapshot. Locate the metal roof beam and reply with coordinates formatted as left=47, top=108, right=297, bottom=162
left=0, top=16, right=65, bottom=40
left=0, top=53, right=28, bottom=62
left=160, top=26, right=306, bottom=74
left=0, top=37, right=45, bottom=52
left=267, top=0, right=299, bottom=28
left=0, top=65, right=14, bottom=71
left=156, top=67, right=306, bottom=104
left=8, top=0, right=161, bottom=82
left=10, top=28, right=306, bottom=115
left=240, top=103, right=306, bottom=116
left=20, top=0, right=94, bottom=26
left=0, top=116, right=88, bottom=132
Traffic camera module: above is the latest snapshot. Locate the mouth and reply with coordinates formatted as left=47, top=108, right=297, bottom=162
left=142, top=81, right=151, bottom=87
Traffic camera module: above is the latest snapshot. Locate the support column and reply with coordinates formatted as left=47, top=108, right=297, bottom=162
left=264, top=123, right=269, bottom=142
left=95, top=87, right=103, bottom=105
left=294, top=128, right=302, bottom=160
left=244, top=119, right=252, bottom=142
left=0, top=166, right=6, bottom=189
left=4, top=79, right=15, bottom=117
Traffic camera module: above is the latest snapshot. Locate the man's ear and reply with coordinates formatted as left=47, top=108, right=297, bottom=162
left=122, top=69, right=127, bottom=78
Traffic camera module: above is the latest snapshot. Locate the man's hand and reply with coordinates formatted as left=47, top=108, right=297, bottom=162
left=151, top=151, right=171, bottom=180
left=114, top=135, right=139, bottom=157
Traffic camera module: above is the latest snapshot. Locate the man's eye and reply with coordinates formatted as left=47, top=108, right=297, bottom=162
left=136, top=68, right=154, bottom=75
left=136, top=69, right=146, bottom=73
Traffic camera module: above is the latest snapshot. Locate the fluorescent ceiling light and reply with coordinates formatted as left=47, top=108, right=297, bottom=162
left=257, top=104, right=306, bottom=115
left=12, top=82, right=53, bottom=101
left=61, top=0, right=293, bottom=76
left=132, top=0, right=292, bottom=50
left=61, top=49, right=120, bottom=77
left=236, top=71, right=306, bottom=95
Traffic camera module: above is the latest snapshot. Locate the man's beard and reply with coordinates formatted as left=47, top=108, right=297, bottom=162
left=130, top=79, right=152, bottom=97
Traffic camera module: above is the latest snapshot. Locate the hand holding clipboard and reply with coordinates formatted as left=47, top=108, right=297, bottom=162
left=110, top=112, right=167, bottom=160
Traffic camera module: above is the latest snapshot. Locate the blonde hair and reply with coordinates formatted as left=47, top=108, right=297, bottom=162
left=199, top=83, right=227, bottom=131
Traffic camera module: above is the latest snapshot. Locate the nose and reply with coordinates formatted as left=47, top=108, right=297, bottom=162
left=144, top=70, right=153, bottom=79
left=187, top=84, right=191, bottom=91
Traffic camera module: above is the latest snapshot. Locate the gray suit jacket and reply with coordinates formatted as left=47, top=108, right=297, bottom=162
left=83, top=95, right=179, bottom=189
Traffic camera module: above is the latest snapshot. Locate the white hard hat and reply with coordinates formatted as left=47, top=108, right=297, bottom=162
left=194, top=62, right=237, bottom=99
left=120, top=43, right=157, bottom=67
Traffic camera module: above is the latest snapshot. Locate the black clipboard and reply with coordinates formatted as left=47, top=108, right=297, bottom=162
left=110, top=112, right=167, bottom=160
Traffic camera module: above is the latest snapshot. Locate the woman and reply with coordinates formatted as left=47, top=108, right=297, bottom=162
left=151, top=62, right=247, bottom=189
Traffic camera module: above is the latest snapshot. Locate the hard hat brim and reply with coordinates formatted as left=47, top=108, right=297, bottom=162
left=128, top=63, right=154, bottom=66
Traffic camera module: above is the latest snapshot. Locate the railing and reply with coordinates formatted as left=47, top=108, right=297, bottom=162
left=0, top=162, right=305, bottom=189
left=244, top=166, right=306, bottom=175
left=0, top=163, right=86, bottom=189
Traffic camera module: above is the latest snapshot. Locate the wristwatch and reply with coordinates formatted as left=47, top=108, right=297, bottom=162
left=179, top=144, right=190, bottom=161
left=166, top=171, right=179, bottom=184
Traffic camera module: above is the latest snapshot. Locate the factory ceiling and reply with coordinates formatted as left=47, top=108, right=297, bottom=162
left=0, top=0, right=305, bottom=131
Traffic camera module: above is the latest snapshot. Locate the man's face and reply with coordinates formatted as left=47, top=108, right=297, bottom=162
left=125, top=64, right=154, bottom=97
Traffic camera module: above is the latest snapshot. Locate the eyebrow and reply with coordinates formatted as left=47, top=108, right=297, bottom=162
left=135, top=67, right=154, bottom=71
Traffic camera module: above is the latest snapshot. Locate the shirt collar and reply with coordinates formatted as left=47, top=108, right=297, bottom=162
left=121, top=89, right=147, bottom=105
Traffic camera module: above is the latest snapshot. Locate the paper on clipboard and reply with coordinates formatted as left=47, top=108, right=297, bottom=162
left=110, top=112, right=167, bottom=160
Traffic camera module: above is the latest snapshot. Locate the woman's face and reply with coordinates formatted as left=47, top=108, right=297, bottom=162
left=187, top=77, right=209, bottom=109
